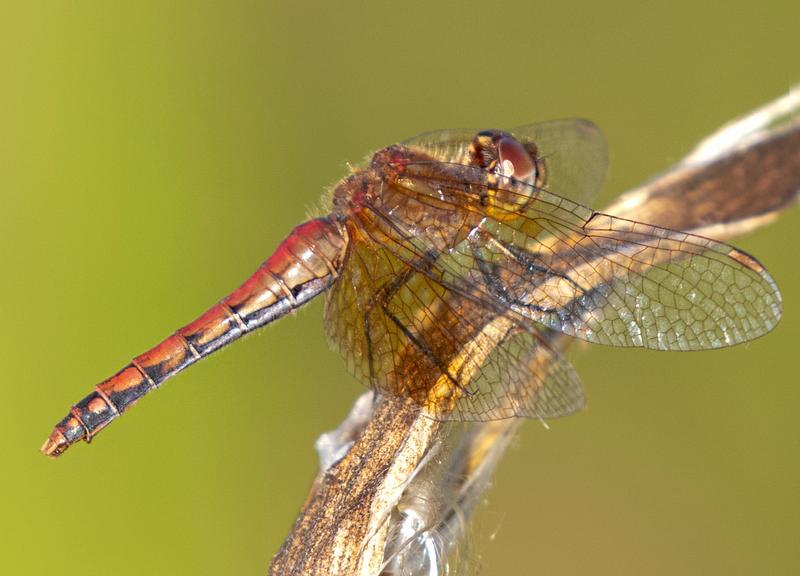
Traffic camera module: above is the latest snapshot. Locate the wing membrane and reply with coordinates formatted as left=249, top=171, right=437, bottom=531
left=324, top=217, right=585, bottom=421
left=389, top=172, right=783, bottom=351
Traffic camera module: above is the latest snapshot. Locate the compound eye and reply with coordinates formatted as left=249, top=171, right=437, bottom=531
left=496, top=135, right=536, bottom=185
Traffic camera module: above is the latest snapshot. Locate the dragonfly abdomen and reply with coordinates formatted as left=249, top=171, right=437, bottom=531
left=42, top=217, right=347, bottom=457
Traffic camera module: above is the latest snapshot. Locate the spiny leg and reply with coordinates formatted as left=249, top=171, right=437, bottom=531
left=468, top=230, right=582, bottom=314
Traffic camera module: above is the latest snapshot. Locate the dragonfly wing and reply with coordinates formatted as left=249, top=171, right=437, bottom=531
left=441, top=326, right=585, bottom=421
left=433, top=185, right=783, bottom=350
left=324, top=224, right=584, bottom=421
left=505, top=119, right=609, bottom=205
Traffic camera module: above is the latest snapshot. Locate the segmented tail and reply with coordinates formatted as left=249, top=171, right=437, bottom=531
left=42, top=217, right=347, bottom=457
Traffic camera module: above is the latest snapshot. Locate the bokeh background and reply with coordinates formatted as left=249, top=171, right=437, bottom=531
left=2, top=2, right=798, bottom=574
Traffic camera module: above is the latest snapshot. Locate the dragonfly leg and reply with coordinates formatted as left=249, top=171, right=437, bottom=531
left=468, top=232, right=581, bottom=314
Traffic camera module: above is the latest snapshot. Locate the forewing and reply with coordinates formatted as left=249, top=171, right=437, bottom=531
left=429, top=182, right=783, bottom=350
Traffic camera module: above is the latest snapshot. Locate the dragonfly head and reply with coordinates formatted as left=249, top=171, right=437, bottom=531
left=470, top=130, right=548, bottom=220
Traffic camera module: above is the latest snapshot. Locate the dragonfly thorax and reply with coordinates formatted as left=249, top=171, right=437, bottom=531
left=331, top=146, right=484, bottom=254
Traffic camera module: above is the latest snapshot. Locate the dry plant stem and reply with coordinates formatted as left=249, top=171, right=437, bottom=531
left=270, top=395, right=440, bottom=576
left=271, top=96, right=799, bottom=575
left=607, top=121, right=800, bottom=236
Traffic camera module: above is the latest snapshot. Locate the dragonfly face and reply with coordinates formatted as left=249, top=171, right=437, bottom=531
left=42, top=119, right=783, bottom=455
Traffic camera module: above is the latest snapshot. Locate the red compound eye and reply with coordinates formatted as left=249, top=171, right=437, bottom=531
left=497, top=135, right=536, bottom=184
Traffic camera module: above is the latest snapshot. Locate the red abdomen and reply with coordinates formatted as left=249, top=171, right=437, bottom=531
left=42, top=217, right=347, bottom=457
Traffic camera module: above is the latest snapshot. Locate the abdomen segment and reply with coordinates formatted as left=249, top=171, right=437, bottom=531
left=42, top=217, right=346, bottom=457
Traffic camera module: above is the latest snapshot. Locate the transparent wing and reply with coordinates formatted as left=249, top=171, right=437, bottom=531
left=450, top=326, right=585, bottom=421
left=403, top=119, right=608, bottom=205
left=324, top=225, right=585, bottom=421
left=387, top=169, right=783, bottom=351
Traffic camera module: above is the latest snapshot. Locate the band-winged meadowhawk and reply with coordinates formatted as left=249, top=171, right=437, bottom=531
left=42, top=120, right=782, bottom=456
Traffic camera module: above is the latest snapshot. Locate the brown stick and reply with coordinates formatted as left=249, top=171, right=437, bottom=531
left=270, top=395, right=440, bottom=575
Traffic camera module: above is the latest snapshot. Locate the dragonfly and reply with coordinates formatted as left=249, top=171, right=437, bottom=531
left=42, top=120, right=783, bottom=457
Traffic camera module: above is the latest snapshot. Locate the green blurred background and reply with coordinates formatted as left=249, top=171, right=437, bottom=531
left=2, top=2, right=798, bottom=574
